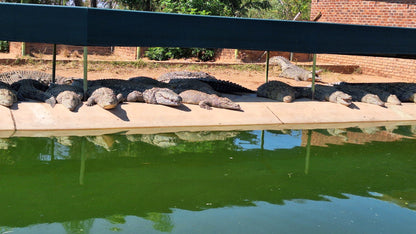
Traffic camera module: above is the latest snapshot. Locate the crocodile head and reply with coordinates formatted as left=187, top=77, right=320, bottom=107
left=328, top=91, right=352, bottom=106
left=216, top=97, right=241, bottom=111
left=57, top=91, right=82, bottom=111
left=144, top=87, right=182, bottom=106
left=386, top=94, right=401, bottom=105
left=94, top=87, right=120, bottom=110
left=0, top=88, right=17, bottom=107
left=361, top=94, right=385, bottom=107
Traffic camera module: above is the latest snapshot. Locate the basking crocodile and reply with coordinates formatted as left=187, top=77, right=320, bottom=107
left=157, top=71, right=254, bottom=94
left=46, top=84, right=84, bottom=111
left=340, top=83, right=401, bottom=105
left=0, top=81, right=17, bottom=107
left=256, top=81, right=296, bottom=103
left=334, top=82, right=385, bottom=107
left=0, top=70, right=73, bottom=85
left=142, top=87, right=182, bottom=106
left=351, top=82, right=416, bottom=103
left=11, top=79, right=56, bottom=107
left=294, top=84, right=352, bottom=106
left=73, top=78, right=182, bottom=107
left=167, top=78, right=219, bottom=95
left=85, top=86, right=123, bottom=109
left=75, top=78, right=182, bottom=106
left=269, top=56, right=321, bottom=81
left=179, top=90, right=241, bottom=110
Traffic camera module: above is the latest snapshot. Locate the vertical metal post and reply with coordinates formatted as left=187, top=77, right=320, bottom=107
left=305, top=130, right=312, bottom=175
left=83, top=47, right=88, bottom=100
left=21, top=42, right=26, bottom=56
left=311, top=54, right=317, bottom=100
left=234, top=49, right=239, bottom=60
left=52, top=44, right=57, bottom=83
left=265, top=51, right=270, bottom=83
left=136, top=47, right=141, bottom=60
left=80, top=137, right=86, bottom=185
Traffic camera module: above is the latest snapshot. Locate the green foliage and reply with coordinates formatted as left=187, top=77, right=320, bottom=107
left=145, top=47, right=189, bottom=61
left=224, top=0, right=272, bottom=17
left=0, top=41, right=9, bottom=52
left=247, top=0, right=311, bottom=20
left=145, top=47, right=215, bottom=61
left=191, top=48, right=216, bottom=62
left=159, top=0, right=231, bottom=16
left=113, top=0, right=158, bottom=10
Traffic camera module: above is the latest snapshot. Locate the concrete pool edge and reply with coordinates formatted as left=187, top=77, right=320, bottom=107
left=2, top=95, right=416, bottom=137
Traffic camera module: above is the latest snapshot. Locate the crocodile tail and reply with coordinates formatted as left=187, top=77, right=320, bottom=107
left=198, top=78, right=254, bottom=94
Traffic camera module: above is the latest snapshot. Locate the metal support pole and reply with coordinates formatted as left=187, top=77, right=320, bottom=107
left=305, top=130, right=312, bottom=175
left=265, top=51, right=270, bottom=83
left=21, top=42, right=26, bottom=56
left=52, top=44, right=57, bottom=83
left=136, top=47, right=141, bottom=60
left=80, top=137, right=86, bottom=185
left=83, top=47, right=88, bottom=101
left=311, top=54, right=317, bottom=100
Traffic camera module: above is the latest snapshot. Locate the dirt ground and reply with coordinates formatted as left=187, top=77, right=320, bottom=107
left=0, top=52, right=406, bottom=90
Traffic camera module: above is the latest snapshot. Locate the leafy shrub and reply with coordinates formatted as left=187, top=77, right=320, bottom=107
left=191, top=48, right=216, bottom=61
left=0, top=41, right=9, bottom=52
left=145, top=47, right=215, bottom=61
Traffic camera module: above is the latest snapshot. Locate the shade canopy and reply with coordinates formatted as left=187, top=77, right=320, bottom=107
left=1, top=3, right=416, bottom=58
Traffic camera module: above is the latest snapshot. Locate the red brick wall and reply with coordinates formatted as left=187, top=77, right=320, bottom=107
left=9, top=42, right=112, bottom=56
left=214, top=49, right=311, bottom=63
left=311, top=0, right=416, bottom=80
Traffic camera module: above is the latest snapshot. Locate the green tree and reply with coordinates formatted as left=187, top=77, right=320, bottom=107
left=159, top=0, right=231, bottom=16
left=247, top=0, right=311, bottom=20
left=112, top=0, right=159, bottom=10
left=223, top=0, right=272, bottom=17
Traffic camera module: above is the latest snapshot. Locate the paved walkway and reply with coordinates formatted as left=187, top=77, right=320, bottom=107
left=2, top=94, right=416, bottom=137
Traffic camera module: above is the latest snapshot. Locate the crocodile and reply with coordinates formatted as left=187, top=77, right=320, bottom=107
left=11, top=79, right=56, bottom=107
left=142, top=87, right=182, bottom=106
left=179, top=89, right=241, bottom=110
left=269, top=56, right=321, bottom=81
left=256, top=81, right=296, bottom=103
left=157, top=71, right=254, bottom=94
left=85, top=86, right=123, bottom=109
left=167, top=78, right=219, bottom=95
left=0, top=81, right=17, bottom=107
left=74, top=78, right=181, bottom=106
left=0, top=70, right=73, bottom=85
left=340, top=83, right=401, bottom=105
left=334, top=82, right=385, bottom=107
left=46, top=83, right=84, bottom=111
left=294, top=84, right=352, bottom=106
left=351, top=82, right=416, bottom=103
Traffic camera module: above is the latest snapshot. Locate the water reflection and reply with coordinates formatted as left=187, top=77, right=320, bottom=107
left=0, top=125, right=415, bottom=233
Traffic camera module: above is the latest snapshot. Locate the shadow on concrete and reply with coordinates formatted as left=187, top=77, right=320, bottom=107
left=108, top=104, right=130, bottom=121
left=173, top=104, right=192, bottom=112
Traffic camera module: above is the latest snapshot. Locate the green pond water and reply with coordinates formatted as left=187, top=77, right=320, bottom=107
left=0, top=126, right=416, bottom=233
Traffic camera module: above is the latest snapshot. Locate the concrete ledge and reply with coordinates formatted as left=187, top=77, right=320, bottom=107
left=9, top=98, right=281, bottom=131
left=2, top=95, right=416, bottom=137
left=0, top=106, right=15, bottom=138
